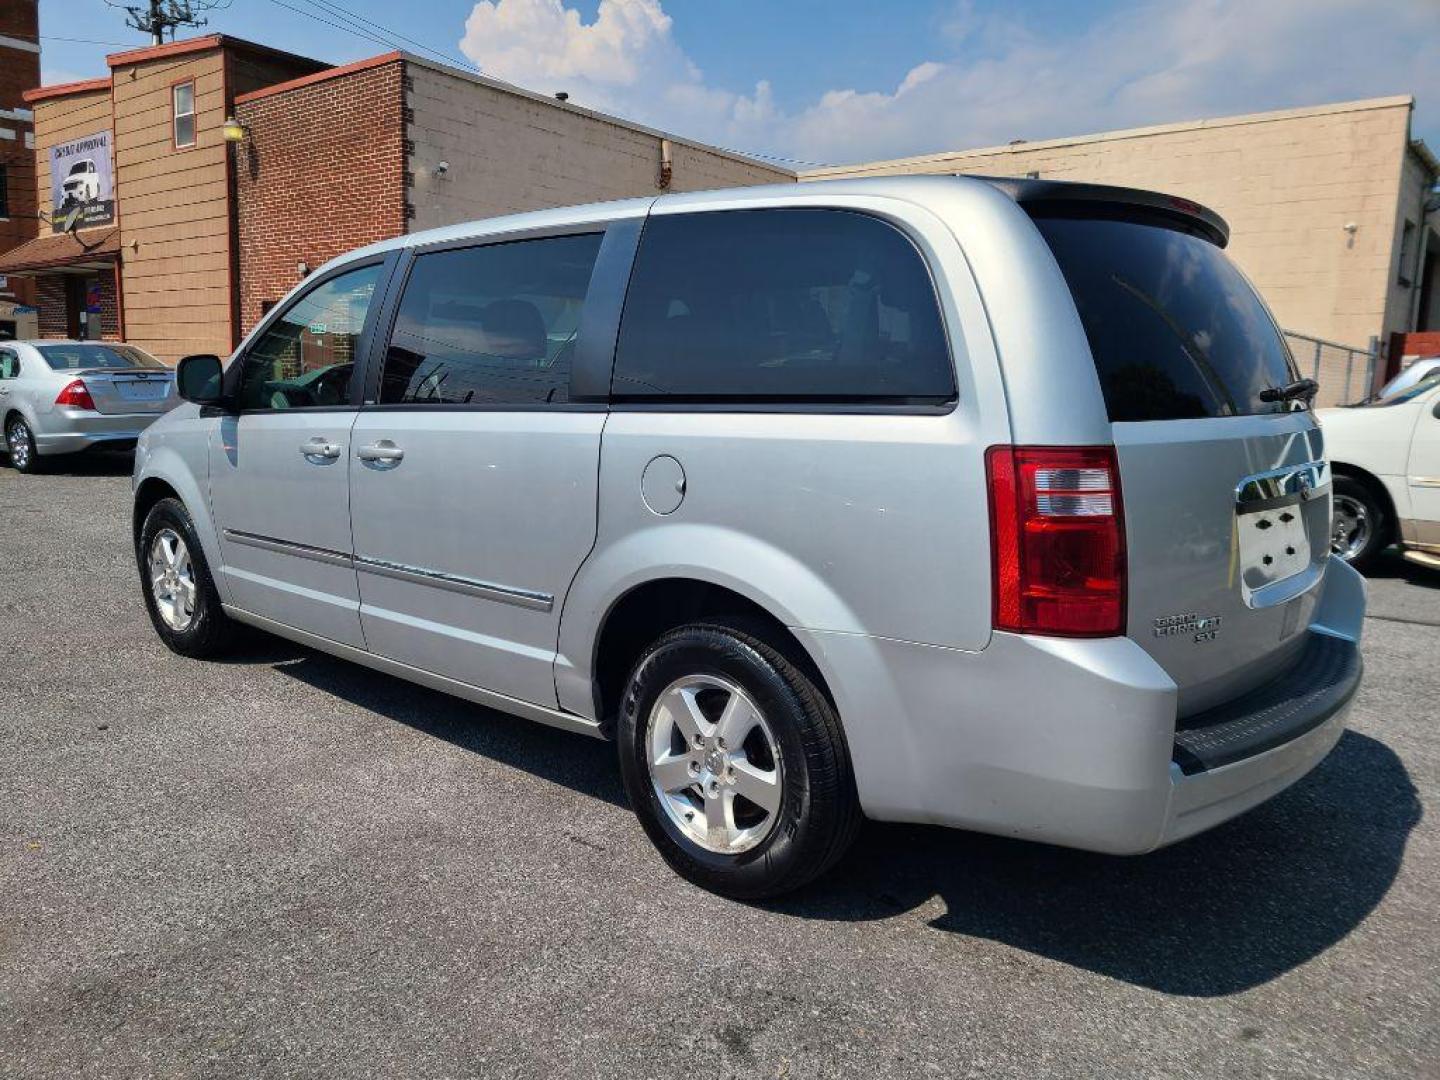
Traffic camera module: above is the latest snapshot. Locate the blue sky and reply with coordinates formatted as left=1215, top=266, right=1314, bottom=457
left=39, top=0, right=1440, bottom=167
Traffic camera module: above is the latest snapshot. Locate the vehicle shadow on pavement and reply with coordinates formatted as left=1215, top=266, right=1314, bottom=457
left=254, top=643, right=628, bottom=808
left=1365, top=549, right=1440, bottom=589
left=246, top=639, right=1418, bottom=998
left=772, top=731, right=1420, bottom=997
left=2, top=451, right=134, bottom=476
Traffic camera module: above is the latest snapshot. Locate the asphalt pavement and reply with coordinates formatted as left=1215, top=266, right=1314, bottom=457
left=1, top=456, right=1436, bottom=1079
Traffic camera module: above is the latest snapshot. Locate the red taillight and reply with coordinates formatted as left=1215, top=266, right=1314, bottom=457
left=55, top=379, right=96, bottom=410
left=986, top=445, right=1126, bottom=637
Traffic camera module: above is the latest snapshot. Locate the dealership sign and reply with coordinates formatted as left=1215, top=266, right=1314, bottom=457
left=49, top=130, right=115, bottom=233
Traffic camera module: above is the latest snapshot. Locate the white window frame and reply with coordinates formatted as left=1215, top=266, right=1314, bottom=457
left=172, top=80, right=197, bottom=149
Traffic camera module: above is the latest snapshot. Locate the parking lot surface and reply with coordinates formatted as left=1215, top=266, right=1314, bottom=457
left=2, top=459, right=1437, bottom=1079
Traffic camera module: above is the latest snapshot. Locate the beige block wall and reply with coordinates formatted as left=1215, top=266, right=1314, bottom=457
left=805, top=98, right=1424, bottom=404
left=406, top=61, right=791, bottom=232
left=32, top=86, right=113, bottom=225
left=111, top=49, right=233, bottom=363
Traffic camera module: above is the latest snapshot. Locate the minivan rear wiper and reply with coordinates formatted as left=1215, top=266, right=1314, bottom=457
left=1258, top=378, right=1319, bottom=405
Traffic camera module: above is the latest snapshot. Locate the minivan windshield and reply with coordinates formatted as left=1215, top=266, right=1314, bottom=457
left=37, top=344, right=160, bottom=371
left=1033, top=214, right=1301, bottom=422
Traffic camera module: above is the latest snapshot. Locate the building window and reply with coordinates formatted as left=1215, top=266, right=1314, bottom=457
left=0, top=165, right=8, bottom=218
left=1398, top=220, right=1416, bottom=287
left=172, top=80, right=197, bottom=148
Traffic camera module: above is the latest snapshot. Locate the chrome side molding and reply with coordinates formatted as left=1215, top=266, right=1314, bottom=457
left=354, top=556, right=554, bottom=612
left=223, top=529, right=353, bottom=567
left=222, top=528, right=554, bottom=613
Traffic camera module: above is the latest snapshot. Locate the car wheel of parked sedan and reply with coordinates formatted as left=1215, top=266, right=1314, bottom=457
left=138, top=497, right=238, bottom=658
left=1331, top=475, right=1389, bottom=572
left=6, top=416, right=41, bottom=473
left=618, top=620, right=861, bottom=899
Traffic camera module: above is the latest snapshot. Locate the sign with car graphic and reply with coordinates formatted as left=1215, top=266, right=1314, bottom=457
left=49, top=130, right=115, bottom=233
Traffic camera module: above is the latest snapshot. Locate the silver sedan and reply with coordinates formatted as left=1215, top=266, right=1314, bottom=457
left=0, top=340, right=177, bottom=473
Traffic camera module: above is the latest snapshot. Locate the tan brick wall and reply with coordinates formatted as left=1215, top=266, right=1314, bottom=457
left=235, top=60, right=407, bottom=336
left=805, top=98, right=1429, bottom=405
left=31, top=87, right=113, bottom=225
left=406, top=60, right=791, bottom=231
left=110, top=49, right=233, bottom=363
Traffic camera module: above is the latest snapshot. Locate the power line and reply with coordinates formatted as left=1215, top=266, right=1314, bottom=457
left=300, top=0, right=471, bottom=69
left=267, top=0, right=828, bottom=171
left=40, top=35, right=134, bottom=46
left=262, top=0, right=400, bottom=54
left=265, top=0, right=471, bottom=69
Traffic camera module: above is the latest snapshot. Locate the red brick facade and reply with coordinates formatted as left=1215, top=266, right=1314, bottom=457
left=235, top=59, right=407, bottom=336
left=34, top=270, right=120, bottom=340
left=0, top=0, right=39, bottom=308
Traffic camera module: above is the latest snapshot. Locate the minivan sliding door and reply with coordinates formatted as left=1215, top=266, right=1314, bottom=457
left=348, top=218, right=639, bottom=708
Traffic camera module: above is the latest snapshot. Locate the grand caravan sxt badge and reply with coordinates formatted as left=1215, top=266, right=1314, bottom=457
left=1153, top=612, right=1223, bottom=643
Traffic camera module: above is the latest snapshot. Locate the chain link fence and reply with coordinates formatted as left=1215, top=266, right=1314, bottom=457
left=1284, top=330, right=1379, bottom=407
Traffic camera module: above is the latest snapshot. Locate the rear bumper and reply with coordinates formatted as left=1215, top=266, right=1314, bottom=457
left=796, top=556, right=1366, bottom=854
left=34, top=409, right=163, bottom=455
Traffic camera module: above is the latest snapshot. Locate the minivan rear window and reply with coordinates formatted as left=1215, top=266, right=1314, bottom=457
left=1032, top=215, right=1300, bottom=422
left=612, top=209, right=954, bottom=403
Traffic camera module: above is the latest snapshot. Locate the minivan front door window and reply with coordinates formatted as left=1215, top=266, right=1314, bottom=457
left=235, top=264, right=384, bottom=411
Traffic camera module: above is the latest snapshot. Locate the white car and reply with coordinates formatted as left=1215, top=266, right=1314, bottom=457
left=60, top=159, right=101, bottom=207
left=1319, top=368, right=1440, bottom=570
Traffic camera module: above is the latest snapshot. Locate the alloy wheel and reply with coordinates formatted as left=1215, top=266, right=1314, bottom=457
left=149, top=527, right=198, bottom=631
left=1330, top=493, right=1371, bottom=561
left=646, top=674, right=783, bottom=855
left=7, top=421, right=30, bottom=471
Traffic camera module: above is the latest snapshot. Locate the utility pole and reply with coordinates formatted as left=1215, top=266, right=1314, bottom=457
left=106, top=0, right=231, bottom=46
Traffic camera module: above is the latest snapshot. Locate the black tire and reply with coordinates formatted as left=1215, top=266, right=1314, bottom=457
left=1331, top=474, right=1390, bottom=572
left=137, top=496, right=237, bottom=658
left=617, top=620, right=861, bottom=900
left=6, top=416, right=41, bottom=473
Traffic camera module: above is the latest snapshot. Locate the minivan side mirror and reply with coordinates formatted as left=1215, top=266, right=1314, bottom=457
left=175, top=354, right=225, bottom=405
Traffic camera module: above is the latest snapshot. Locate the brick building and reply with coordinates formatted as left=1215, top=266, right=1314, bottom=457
left=232, top=52, right=790, bottom=335
left=0, top=0, right=39, bottom=338
left=0, top=37, right=788, bottom=362
left=804, top=97, right=1440, bottom=405
left=0, top=35, right=325, bottom=357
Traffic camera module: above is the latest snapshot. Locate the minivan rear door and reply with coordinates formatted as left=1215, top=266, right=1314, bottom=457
left=1031, top=209, right=1331, bottom=713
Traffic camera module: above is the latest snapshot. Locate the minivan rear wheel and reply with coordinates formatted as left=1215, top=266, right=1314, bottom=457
left=617, top=621, right=860, bottom=899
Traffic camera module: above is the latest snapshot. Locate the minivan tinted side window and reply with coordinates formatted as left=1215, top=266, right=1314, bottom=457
left=236, top=263, right=384, bottom=411
left=379, top=233, right=603, bottom=406
left=612, top=209, right=954, bottom=402
left=1033, top=214, right=1301, bottom=422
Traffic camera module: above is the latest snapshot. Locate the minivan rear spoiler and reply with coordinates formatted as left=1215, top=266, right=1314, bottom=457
left=973, top=177, right=1231, bottom=248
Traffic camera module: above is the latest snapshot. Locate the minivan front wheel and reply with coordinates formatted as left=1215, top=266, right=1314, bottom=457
left=137, top=497, right=237, bottom=658
left=618, top=622, right=860, bottom=899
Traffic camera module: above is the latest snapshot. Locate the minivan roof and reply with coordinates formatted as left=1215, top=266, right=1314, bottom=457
left=330, top=174, right=1230, bottom=271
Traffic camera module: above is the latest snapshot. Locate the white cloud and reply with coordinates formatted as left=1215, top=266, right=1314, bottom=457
left=458, top=0, right=1440, bottom=167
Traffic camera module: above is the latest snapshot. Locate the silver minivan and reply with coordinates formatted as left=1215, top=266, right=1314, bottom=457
left=132, top=176, right=1365, bottom=898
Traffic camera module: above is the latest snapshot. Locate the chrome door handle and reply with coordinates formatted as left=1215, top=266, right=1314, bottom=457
left=357, top=440, right=404, bottom=464
left=299, top=437, right=342, bottom=460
